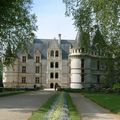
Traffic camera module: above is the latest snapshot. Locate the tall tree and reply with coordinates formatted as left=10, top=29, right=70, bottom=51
left=63, top=0, right=120, bottom=86
left=63, top=0, right=120, bottom=42
left=0, top=0, right=37, bottom=65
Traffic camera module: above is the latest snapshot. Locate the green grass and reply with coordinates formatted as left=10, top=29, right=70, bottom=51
left=66, top=93, right=80, bottom=120
left=29, top=92, right=80, bottom=120
left=83, top=92, right=120, bottom=114
left=29, top=92, right=59, bottom=120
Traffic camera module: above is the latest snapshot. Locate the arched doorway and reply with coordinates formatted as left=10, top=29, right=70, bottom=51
left=50, top=83, right=54, bottom=88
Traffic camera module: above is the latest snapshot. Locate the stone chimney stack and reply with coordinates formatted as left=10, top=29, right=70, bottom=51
left=58, top=34, right=61, bottom=44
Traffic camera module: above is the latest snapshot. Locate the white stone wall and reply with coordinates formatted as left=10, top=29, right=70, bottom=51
left=70, top=57, right=83, bottom=89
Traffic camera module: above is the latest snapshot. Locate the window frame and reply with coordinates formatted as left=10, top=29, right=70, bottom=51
left=22, top=56, right=26, bottom=63
left=36, top=56, right=40, bottom=63
left=50, top=50, right=54, bottom=57
left=55, top=62, right=59, bottom=68
left=50, top=73, right=54, bottom=79
left=55, top=50, right=59, bottom=57
left=35, top=77, right=39, bottom=83
left=35, top=66, right=40, bottom=73
left=22, top=66, right=26, bottom=73
left=22, top=77, right=26, bottom=83
left=55, top=72, right=59, bottom=79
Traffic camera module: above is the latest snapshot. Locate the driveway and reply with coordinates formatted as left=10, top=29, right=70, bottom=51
left=70, top=93, right=120, bottom=120
left=0, top=90, right=55, bottom=120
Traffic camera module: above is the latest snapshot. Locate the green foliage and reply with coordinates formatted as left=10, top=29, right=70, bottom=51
left=66, top=92, right=80, bottom=120
left=83, top=92, right=120, bottom=114
left=29, top=92, right=80, bottom=120
left=0, top=0, right=37, bottom=66
left=63, top=0, right=120, bottom=87
left=63, top=0, right=120, bottom=40
left=113, top=83, right=120, bottom=90
left=29, top=93, right=59, bottom=120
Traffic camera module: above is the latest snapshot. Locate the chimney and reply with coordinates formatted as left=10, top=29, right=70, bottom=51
left=58, top=34, right=61, bottom=44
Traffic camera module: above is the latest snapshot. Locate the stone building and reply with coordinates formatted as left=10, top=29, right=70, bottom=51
left=3, top=32, right=106, bottom=89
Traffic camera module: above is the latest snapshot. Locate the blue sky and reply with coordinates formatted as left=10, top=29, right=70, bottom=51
left=32, top=0, right=77, bottom=39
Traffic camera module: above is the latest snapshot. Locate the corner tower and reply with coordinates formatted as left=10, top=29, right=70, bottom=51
left=69, top=30, right=89, bottom=89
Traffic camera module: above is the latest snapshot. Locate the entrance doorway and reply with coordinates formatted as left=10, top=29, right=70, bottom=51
left=50, top=83, right=54, bottom=88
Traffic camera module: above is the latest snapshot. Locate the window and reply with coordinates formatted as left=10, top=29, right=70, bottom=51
left=22, top=56, right=26, bottom=63
left=22, top=77, right=26, bottom=83
left=81, top=48, right=84, bottom=52
left=50, top=62, right=54, bottom=68
left=55, top=50, right=59, bottom=57
left=81, top=69, right=84, bottom=73
left=50, top=50, right=54, bottom=57
left=22, top=66, right=26, bottom=73
left=36, top=56, right=40, bottom=63
left=81, top=59, right=84, bottom=68
left=55, top=62, right=59, bottom=68
left=97, top=75, right=100, bottom=83
left=81, top=74, right=84, bottom=82
left=50, top=73, right=54, bottom=79
left=97, top=61, right=100, bottom=70
left=55, top=72, right=59, bottom=79
left=36, top=66, right=39, bottom=73
left=35, top=77, right=39, bottom=83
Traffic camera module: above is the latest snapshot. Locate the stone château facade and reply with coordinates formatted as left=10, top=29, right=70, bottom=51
left=3, top=32, right=106, bottom=89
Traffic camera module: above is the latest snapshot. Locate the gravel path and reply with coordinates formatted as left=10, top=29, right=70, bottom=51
left=0, top=90, right=55, bottom=120
left=70, top=93, right=120, bottom=120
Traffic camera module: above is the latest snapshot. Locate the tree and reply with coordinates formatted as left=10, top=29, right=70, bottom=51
left=0, top=0, right=37, bottom=65
left=63, top=0, right=120, bottom=41
left=63, top=0, right=120, bottom=87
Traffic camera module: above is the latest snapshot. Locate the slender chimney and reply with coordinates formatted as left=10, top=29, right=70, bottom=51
left=58, top=34, right=61, bottom=44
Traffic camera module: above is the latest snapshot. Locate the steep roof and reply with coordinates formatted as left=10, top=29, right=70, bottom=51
left=21, top=38, right=75, bottom=60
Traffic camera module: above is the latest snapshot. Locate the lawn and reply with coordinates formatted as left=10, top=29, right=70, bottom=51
left=29, top=92, right=80, bottom=120
left=83, top=92, right=120, bottom=114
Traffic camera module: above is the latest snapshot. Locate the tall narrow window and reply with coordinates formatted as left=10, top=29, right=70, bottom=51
left=97, top=75, right=100, bottom=83
left=50, top=62, right=54, bottom=68
left=22, top=77, right=26, bottom=83
left=22, top=56, right=26, bottom=63
left=81, top=74, right=84, bottom=82
left=81, top=48, right=84, bottom=52
left=36, top=56, right=40, bottom=63
left=50, top=73, right=54, bottom=79
left=81, top=59, right=84, bottom=68
left=35, top=77, right=39, bottom=83
left=55, top=62, right=59, bottom=68
left=22, top=66, right=26, bottom=73
left=36, top=66, right=39, bottom=73
left=97, top=61, right=100, bottom=70
left=55, top=72, right=59, bottom=79
left=50, top=50, right=54, bottom=57
left=55, top=50, right=59, bottom=57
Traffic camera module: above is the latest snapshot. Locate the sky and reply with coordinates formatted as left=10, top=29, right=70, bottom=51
left=32, top=0, right=77, bottom=39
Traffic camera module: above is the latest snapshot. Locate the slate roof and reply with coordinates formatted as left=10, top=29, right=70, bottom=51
left=26, top=38, right=75, bottom=59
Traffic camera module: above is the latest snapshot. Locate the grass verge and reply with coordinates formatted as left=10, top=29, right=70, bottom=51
left=29, top=92, right=80, bottom=120
left=83, top=92, right=120, bottom=114
left=29, top=92, right=59, bottom=120
left=66, top=92, right=80, bottom=120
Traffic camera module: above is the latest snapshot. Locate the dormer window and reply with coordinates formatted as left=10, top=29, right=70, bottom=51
left=36, top=56, right=40, bottom=63
left=50, top=50, right=54, bottom=57
left=55, top=50, right=59, bottom=57
left=22, top=56, right=26, bottom=63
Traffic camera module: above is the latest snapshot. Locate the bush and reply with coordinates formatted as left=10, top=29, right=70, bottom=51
left=112, top=83, right=120, bottom=93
